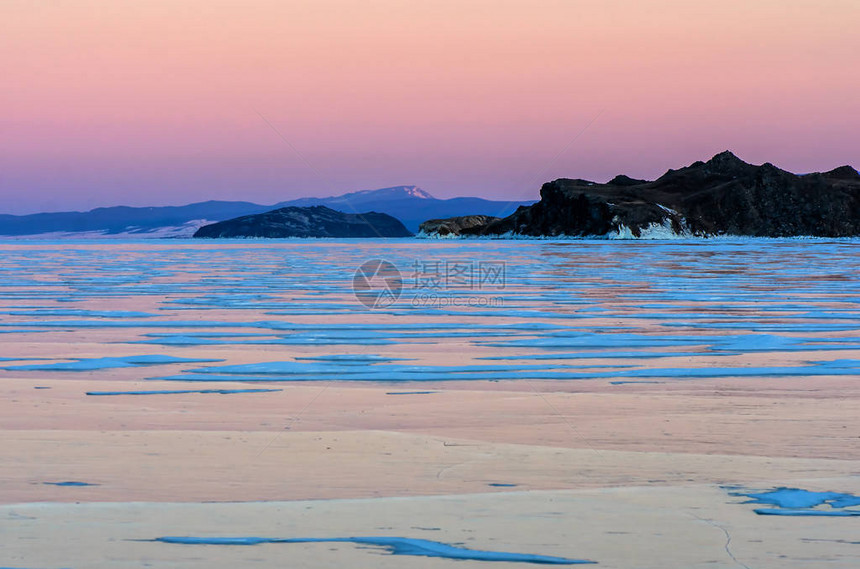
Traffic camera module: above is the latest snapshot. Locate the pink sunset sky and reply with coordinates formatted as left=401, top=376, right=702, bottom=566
left=2, top=0, right=858, bottom=214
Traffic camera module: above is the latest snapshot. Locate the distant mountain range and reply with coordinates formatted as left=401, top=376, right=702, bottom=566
left=0, top=186, right=533, bottom=237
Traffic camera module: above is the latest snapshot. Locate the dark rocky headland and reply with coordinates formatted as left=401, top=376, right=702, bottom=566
left=420, top=152, right=860, bottom=238
left=419, top=215, right=501, bottom=237
left=193, top=205, right=412, bottom=238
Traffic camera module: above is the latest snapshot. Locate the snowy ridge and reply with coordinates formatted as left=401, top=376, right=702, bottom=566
left=328, top=185, right=434, bottom=200
left=3, top=219, right=216, bottom=240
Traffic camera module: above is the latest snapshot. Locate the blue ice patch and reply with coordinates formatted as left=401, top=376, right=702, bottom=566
left=729, top=487, right=860, bottom=516
left=3, top=355, right=224, bottom=372
left=150, top=536, right=595, bottom=564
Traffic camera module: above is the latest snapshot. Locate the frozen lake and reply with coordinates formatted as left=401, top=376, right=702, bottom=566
left=0, top=238, right=858, bottom=384
left=1, top=238, right=859, bottom=569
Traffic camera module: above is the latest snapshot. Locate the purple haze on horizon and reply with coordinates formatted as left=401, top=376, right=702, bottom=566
left=1, top=0, right=858, bottom=214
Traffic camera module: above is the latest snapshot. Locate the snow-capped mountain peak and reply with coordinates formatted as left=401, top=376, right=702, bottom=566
left=338, top=185, right=435, bottom=200
left=402, top=186, right=434, bottom=199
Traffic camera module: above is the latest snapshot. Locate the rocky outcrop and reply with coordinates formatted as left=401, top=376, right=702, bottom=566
left=422, top=152, right=860, bottom=238
left=193, top=205, right=412, bottom=238
left=419, top=215, right=500, bottom=236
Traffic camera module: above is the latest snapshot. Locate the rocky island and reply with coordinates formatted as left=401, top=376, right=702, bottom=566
left=193, top=205, right=412, bottom=238
left=418, top=215, right=500, bottom=237
left=420, top=152, right=860, bottom=238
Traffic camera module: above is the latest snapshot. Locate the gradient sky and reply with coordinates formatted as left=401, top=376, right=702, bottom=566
left=2, top=0, right=858, bottom=213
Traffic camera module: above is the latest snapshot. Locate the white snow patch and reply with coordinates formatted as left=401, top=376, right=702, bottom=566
left=609, top=219, right=691, bottom=240
left=415, top=230, right=461, bottom=240
left=405, top=186, right=434, bottom=199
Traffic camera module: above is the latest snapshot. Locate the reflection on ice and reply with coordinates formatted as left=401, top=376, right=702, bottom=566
left=0, top=239, right=857, bottom=386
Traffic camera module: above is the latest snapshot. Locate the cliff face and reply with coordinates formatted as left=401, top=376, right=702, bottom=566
left=442, top=152, right=860, bottom=238
left=193, top=205, right=412, bottom=238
